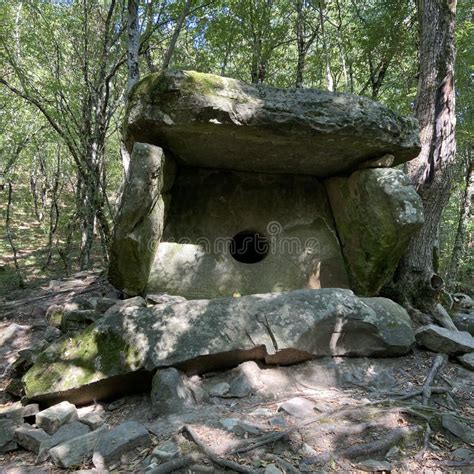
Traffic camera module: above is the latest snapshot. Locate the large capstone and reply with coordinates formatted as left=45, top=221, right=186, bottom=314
left=23, top=289, right=415, bottom=405
left=325, top=168, right=424, bottom=295
left=125, top=70, right=420, bottom=176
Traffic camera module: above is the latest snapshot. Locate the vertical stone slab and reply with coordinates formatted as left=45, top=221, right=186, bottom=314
left=109, top=142, right=175, bottom=295
left=325, top=168, right=424, bottom=296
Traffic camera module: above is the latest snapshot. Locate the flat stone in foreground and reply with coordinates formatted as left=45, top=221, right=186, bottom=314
left=36, top=401, right=78, bottom=434
left=415, top=325, right=474, bottom=355
left=92, top=421, right=150, bottom=467
left=23, top=289, right=415, bottom=404
left=49, top=425, right=108, bottom=468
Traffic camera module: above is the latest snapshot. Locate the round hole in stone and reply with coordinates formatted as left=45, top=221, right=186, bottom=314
left=230, top=230, right=269, bottom=264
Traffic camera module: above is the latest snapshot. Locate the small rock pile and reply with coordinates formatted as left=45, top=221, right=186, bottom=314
left=1, top=400, right=150, bottom=469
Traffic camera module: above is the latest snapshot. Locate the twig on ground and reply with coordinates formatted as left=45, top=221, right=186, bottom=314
left=182, top=424, right=257, bottom=474
left=415, top=422, right=432, bottom=460
left=388, top=386, right=449, bottom=400
left=264, top=453, right=300, bottom=473
left=153, top=453, right=202, bottom=473
left=422, top=354, right=448, bottom=406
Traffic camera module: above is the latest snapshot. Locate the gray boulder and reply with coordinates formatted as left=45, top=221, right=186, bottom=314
left=36, top=401, right=78, bottom=434
left=458, top=353, right=474, bottom=371
left=23, top=289, right=415, bottom=404
left=150, top=368, right=196, bottom=415
left=415, top=325, right=474, bottom=355
left=92, top=421, right=150, bottom=468
left=49, top=425, right=108, bottom=468
left=325, top=168, right=424, bottom=295
left=452, top=311, right=474, bottom=336
left=125, top=70, right=420, bottom=177
left=0, top=419, right=18, bottom=453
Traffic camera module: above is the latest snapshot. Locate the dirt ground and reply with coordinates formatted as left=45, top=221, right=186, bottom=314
left=1, top=274, right=473, bottom=473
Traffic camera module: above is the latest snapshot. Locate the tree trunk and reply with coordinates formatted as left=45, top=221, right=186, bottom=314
left=318, top=0, right=333, bottom=91
left=394, top=0, right=457, bottom=309
left=127, top=0, right=140, bottom=92
left=162, top=0, right=193, bottom=70
left=295, top=0, right=305, bottom=88
left=5, top=182, right=25, bottom=288
left=446, top=149, right=473, bottom=286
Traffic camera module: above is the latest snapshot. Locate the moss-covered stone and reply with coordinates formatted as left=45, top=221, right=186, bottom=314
left=124, top=69, right=421, bottom=177
left=325, top=169, right=424, bottom=296
left=23, top=289, right=415, bottom=404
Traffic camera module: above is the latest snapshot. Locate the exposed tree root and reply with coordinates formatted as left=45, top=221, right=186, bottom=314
left=264, top=453, right=300, bottom=473
left=182, top=424, right=257, bottom=474
left=153, top=453, right=202, bottom=473
left=422, top=354, right=448, bottom=406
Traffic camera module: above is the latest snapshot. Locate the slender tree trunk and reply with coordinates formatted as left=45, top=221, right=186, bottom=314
left=5, top=182, right=25, bottom=288
left=447, top=150, right=473, bottom=286
left=162, top=0, right=193, bottom=69
left=295, top=0, right=306, bottom=88
left=318, top=0, right=333, bottom=91
left=127, top=0, right=140, bottom=92
left=394, top=0, right=457, bottom=309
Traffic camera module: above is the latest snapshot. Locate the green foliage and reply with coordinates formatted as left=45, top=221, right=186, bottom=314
left=0, top=0, right=472, bottom=292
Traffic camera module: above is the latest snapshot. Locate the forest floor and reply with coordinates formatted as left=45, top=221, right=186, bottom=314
left=0, top=274, right=473, bottom=473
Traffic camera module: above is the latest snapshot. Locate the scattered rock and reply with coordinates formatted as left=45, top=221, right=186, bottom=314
left=37, top=421, right=90, bottom=461
left=79, top=412, right=105, bottom=430
left=0, top=402, right=25, bottom=423
left=0, top=419, right=18, bottom=453
left=151, top=368, right=196, bottom=415
left=219, top=418, right=261, bottom=436
left=415, top=325, right=474, bottom=355
left=442, top=413, right=474, bottom=445
left=355, top=459, right=392, bottom=471
left=278, top=397, right=316, bottom=418
left=23, top=289, right=416, bottom=404
left=103, top=296, right=147, bottom=316
left=15, top=424, right=50, bottom=454
left=453, top=293, right=474, bottom=310
left=92, top=421, right=150, bottom=468
left=269, top=416, right=288, bottom=429
left=46, top=305, right=65, bottom=327
left=209, top=382, right=230, bottom=397
left=36, top=401, right=78, bottom=434
left=250, top=408, right=273, bottom=418
left=61, top=309, right=100, bottom=332
left=22, top=403, right=39, bottom=418
left=49, top=425, right=108, bottom=468
left=152, top=439, right=180, bottom=461
left=43, top=325, right=62, bottom=342
left=227, top=361, right=263, bottom=398
left=452, top=311, right=474, bottom=336
left=458, top=353, right=474, bottom=371
left=95, top=298, right=118, bottom=313
left=264, top=464, right=282, bottom=474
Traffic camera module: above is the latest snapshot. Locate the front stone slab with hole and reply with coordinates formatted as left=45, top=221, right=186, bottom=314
left=109, top=70, right=423, bottom=298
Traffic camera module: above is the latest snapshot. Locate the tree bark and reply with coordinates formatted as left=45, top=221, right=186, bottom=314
left=127, top=0, right=140, bottom=92
left=5, top=182, right=25, bottom=288
left=394, top=0, right=457, bottom=309
left=446, top=149, right=473, bottom=286
left=162, top=0, right=193, bottom=70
